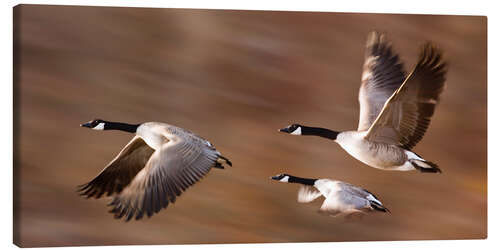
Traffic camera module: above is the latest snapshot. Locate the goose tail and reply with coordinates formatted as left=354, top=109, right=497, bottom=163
left=410, top=159, right=442, bottom=173
left=366, top=193, right=390, bottom=213
left=214, top=155, right=232, bottom=169
left=370, top=201, right=391, bottom=213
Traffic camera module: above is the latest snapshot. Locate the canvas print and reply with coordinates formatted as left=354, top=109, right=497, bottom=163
left=13, top=4, right=487, bottom=247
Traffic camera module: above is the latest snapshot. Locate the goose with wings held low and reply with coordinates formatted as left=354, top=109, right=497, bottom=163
left=78, top=119, right=232, bottom=221
left=271, top=173, right=389, bottom=217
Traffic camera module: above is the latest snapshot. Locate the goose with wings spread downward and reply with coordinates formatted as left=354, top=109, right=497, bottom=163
left=78, top=119, right=232, bottom=221
left=271, top=173, right=389, bottom=217
left=280, top=31, right=447, bottom=173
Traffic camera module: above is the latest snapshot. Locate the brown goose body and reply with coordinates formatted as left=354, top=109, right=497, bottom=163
left=280, top=31, right=447, bottom=173
left=271, top=173, right=390, bottom=217
left=78, top=120, right=232, bottom=221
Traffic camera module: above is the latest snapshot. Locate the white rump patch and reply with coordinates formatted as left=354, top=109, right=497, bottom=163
left=290, top=126, right=302, bottom=135
left=405, top=151, right=424, bottom=161
left=93, top=122, right=105, bottom=130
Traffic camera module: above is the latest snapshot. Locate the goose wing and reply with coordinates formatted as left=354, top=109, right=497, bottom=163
left=364, top=43, right=447, bottom=149
left=340, top=182, right=389, bottom=212
left=318, top=186, right=371, bottom=216
left=78, top=136, right=155, bottom=198
left=357, top=31, right=406, bottom=131
left=297, top=185, right=322, bottom=203
left=338, top=182, right=370, bottom=197
left=108, top=135, right=221, bottom=221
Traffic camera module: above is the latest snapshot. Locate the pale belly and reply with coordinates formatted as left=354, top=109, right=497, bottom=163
left=336, top=133, right=409, bottom=170
left=137, top=123, right=171, bottom=150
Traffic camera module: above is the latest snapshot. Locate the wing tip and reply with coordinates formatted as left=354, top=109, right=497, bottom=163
left=367, top=31, right=383, bottom=44
left=366, top=30, right=388, bottom=49
left=76, top=183, right=95, bottom=199
left=418, top=42, right=447, bottom=68
left=77, top=181, right=113, bottom=199
left=108, top=197, right=161, bottom=222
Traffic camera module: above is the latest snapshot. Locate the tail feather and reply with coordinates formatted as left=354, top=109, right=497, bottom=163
left=410, top=160, right=442, bottom=173
left=214, top=155, right=232, bottom=169
left=369, top=201, right=390, bottom=213
left=220, top=155, right=232, bottom=166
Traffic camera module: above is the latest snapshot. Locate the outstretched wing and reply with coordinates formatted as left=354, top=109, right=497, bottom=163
left=108, top=136, right=222, bottom=221
left=78, top=136, right=155, bottom=198
left=357, top=31, right=406, bottom=131
left=364, top=43, right=447, bottom=149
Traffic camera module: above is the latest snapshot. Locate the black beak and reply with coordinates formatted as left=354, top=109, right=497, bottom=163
left=80, top=122, right=92, bottom=128
left=271, top=175, right=281, bottom=180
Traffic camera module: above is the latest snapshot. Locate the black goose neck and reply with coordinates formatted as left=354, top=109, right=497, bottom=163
left=105, top=121, right=140, bottom=133
left=301, top=126, right=339, bottom=140
left=288, top=175, right=317, bottom=186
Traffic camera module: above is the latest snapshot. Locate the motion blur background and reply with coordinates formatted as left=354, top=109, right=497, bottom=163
left=13, top=4, right=486, bottom=247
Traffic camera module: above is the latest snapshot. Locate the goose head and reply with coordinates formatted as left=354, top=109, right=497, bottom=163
left=279, top=124, right=303, bottom=135
left=271, top=173, right=291, bottom=182
left=81, top=119, right=106, bottom=130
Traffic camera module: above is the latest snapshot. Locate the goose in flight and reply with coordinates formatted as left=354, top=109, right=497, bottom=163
left=280, top=31, right=447, bottom=173
left=78, top=119, right=232, bottom=221
left=271, top=173, right=389, bottom=217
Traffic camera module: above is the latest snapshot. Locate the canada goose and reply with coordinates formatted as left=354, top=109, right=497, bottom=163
left=78, top=119, right=232, bottom=221
left=280, top=31, right=447, bottom=173
left=271, top=173, right=389, bottom=217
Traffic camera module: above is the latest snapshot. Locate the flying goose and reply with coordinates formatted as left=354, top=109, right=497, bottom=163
left=271, top=173, right=389, bottom=217
left=78, top=119, right=232, bottom=221
left=280, top=31, right=447, bottom=173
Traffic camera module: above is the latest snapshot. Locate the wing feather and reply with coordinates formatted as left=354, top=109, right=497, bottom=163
left=297, top=185, right=322, bottom=203
left=77, top=136, right=155, bottom=198
left=364, top=43, right=447, bottom=149
left=358, top=31, right=406, bottom=131
left=108, top=135, right=223, bottom=221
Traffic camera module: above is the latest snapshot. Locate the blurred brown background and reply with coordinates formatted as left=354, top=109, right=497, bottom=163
left=13, top=4, right=486, bottom=247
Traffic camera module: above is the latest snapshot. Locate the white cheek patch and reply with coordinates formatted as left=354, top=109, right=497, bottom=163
left=290, top=127, right=302, bottom=135
left=93, top=122, right=105, bottom=130
left=280, top=176, right=289, bottom=182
